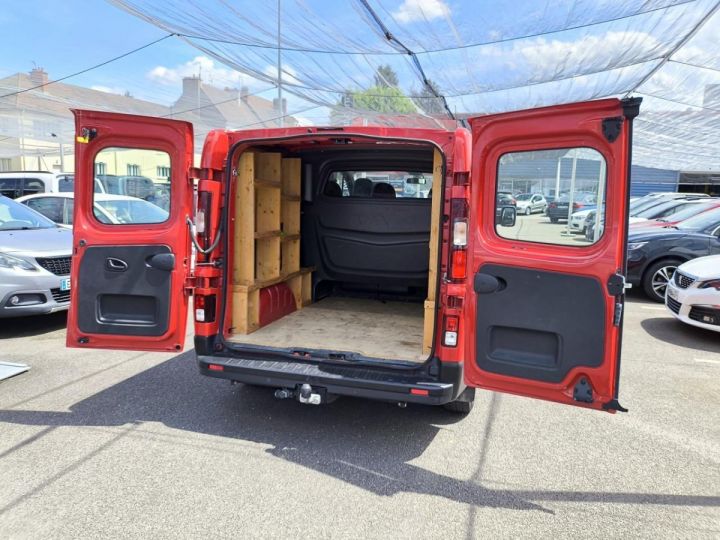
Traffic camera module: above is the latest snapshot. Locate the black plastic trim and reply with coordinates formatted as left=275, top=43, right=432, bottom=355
left=198, top=354, right=457, bottom=405
left=606, top=97, right=642, bottom=410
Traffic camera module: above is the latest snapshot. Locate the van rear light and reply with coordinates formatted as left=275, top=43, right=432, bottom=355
left=194, top=294, right=216, bottom=323
left=447, top=198, right=468, bottom=282
left=443, top=315, right=459, bottom=347
left=453, top=220, right=468, bottom=247
left=208, top=364, right=224, bottom=372
left=450, top=250, right=467, bottom=280
left=410, top=388, right=430, bottom=396
left=196, top=191, right=212, bottom=247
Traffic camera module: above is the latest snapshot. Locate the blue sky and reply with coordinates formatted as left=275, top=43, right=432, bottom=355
left=1, top=0, right=245, bottom=105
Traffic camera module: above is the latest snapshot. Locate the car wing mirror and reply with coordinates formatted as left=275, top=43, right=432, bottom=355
left=497, top=206, right=516, bottom=227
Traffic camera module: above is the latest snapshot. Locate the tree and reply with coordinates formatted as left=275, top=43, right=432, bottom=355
left=330, top=65, right=415, bottom=124
left=374, top=64, right=399, bottom=88
left=410, top=79, right=446, bottom=115
left=351, top=85, right=416, bottom=114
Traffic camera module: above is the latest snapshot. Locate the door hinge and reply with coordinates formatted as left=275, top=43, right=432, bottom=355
left=573, top=378, right=593, bottom=404
left=184, top=276, right=197, bottom=296
left=607, top=273, right=626, bottom=296
left=602, top=116, right=624, bottom=143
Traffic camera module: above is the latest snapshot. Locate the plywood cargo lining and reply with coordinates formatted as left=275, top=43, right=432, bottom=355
left=228, top=296, right=426, bottom=363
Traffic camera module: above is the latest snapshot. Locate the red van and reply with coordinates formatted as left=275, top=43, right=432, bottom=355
left=67, top=97, right=639, bottom=414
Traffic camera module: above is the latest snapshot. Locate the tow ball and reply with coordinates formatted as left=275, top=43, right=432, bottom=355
left=274, top=383, right=323, bottom=405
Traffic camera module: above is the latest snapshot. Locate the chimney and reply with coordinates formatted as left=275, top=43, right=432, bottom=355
left=273, top=97, right=287, bottom=114
left=240, top=86, right=249, bottom=103
left=182, top=76, right=202, bottom=107
left=29, top=67, right=49, bottom=90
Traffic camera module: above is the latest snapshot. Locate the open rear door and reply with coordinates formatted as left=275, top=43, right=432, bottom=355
left=66, top=110, right=194, bottom=352
left=464, top=98, right=640, bottom=412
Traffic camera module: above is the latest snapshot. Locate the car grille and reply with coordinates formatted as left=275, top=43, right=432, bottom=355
left=688, top=306, right=720, bottom=326
left=36, top=256, right=71, bottom=276
left=50, top=288, right=71, bottom=303
left=674, top=271, right=695, bottom=289
left=666, top=296, right=682, bottom=314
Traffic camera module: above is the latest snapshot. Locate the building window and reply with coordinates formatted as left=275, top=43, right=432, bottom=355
left=127, top=164, right=141, bottom=176
left=0, top=158, right=11, bottom=172
left=157, top=165, right=171, bottom=178
left=95, top=162, right=107, bottom=175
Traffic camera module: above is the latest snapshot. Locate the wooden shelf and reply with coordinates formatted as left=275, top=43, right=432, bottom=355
left=255, top=178, right=281, bottom=189
left=252, top=231, right=300, bottom=241
left=254, top=230, right=281, bottom=239
left=233, top=267, right=314, bottom=292
left=232, top=151, right=310, bottom=335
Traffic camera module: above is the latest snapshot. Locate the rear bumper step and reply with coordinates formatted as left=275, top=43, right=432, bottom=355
left=197, top=355, right=455, bottom=405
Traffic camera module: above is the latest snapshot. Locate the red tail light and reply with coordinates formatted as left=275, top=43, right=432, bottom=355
left=573, top=202, right=584, bottom=210
left=196, top=191, right=212, bottom=248
left=548, top=202, right=557, bottom=208
left=443, top=315, right=459, bottom=347
left=450, top=250, right=467, bottom=280
left=194, top=294, right=216, bottom=323
left=447, top=199, right=468, bottom=282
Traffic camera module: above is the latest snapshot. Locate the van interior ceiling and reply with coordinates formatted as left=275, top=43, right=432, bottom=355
left=226, top=139, right=443, bottom=364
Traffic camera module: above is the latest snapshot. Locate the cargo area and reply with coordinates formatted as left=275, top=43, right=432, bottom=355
left=226, top=141, right=442, bottom=364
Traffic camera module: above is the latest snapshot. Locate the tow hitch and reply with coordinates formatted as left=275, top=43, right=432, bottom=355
left=274, top=383, right=329, bottom=405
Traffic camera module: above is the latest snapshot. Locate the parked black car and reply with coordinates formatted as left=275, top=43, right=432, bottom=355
left=546, top=192, right=597, bottom=223
left=626, top=207, right=720, bottom=302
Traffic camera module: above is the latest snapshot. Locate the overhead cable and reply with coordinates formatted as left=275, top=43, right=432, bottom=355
left=0, top=33, right=176, bottom=99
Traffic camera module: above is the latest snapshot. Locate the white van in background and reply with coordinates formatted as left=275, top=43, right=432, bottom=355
left=0, top=171, right=105, bottom=199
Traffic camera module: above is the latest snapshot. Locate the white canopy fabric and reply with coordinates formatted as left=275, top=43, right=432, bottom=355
left=1, top=0, right=719, bottom=172
left=109, top=0, right=720, bottom=171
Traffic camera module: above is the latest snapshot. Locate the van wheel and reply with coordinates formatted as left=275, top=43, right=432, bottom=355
left=642, top=259, right=681, bottom=302
left=549, top=217, right=558, bottom=223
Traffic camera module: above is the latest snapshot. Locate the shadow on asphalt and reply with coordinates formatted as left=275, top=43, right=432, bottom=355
left=640, top=317, right=720, bottom=354
left=0, top=312, right=67, bottom=340
left=1, top=351, right=719, bottom=514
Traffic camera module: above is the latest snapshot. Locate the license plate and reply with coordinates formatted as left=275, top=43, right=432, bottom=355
left=667, top=286, right=678, bottom=301
left=60, top=278, right=71, bottom=291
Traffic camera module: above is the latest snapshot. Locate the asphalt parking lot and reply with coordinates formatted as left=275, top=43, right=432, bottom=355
left=0, top=295, right=718, bottom=538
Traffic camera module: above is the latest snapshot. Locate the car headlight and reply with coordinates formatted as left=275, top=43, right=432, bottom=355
left=0, top=253, right=37, bottom=271
left=699, top=279, right=720, bottom=291
left=627, top=241, right=648, bottom=251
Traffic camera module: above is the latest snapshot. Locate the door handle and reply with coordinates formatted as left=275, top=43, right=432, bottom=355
left=106, top=257, right=128, bottom=272
left=474, top=272, right=503, bottom=294
left=146, top=253, right=175, bottom=272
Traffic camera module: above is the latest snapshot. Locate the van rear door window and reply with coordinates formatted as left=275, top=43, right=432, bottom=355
left=325, top=171, right=432, bottom=199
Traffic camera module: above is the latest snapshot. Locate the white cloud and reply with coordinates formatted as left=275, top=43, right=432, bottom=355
left=262, top=64, right=301, bottom=86
left=393, top=0, right=450, bottom=24
left=90, top=85, right=127, bottom=95
left=147, top=55, right=258, bottom=89
left=513, top=31, right=662, bottom=80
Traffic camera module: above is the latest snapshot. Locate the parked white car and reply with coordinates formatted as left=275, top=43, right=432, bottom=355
left=665, top=255, right=720, bottom=333
left=0, top=171, right=105, bottom=199
left=0, top=195, right=72, bottom=318
left=568, top=208, right=596, bottom=233
left=16, top=193, right=169, bottom=227
left=515, top=193, right=547, bottom=215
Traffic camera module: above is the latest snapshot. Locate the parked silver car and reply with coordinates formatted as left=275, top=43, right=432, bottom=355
left=0, top=195, right=72, bottom=317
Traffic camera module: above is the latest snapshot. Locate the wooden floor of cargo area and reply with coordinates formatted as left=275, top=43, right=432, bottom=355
left=229, top=297, right=426, bottom=362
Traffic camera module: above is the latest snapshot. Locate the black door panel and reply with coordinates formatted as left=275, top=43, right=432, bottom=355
left=77, top=245, right=173, bottom=336
left=475, top=263, right=605, bottom=383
